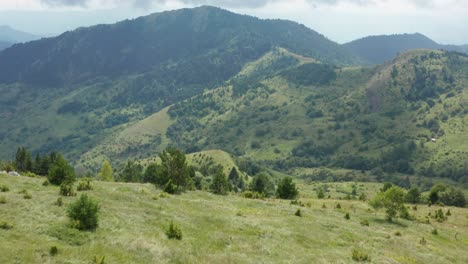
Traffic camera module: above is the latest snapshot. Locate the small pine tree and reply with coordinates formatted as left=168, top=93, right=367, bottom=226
left=49, top=246, right=58, bottom=256
left=344, top=213, right=350, bottom=220
left=67, top=194, right=100, bottom=231
left=97, top=160, right=113, bottom=182
left=295, top=209, right=302, bottom=217
left=276, top=177, right=298, bottom=199
left=47, top=154, right=75, bottom=185
left=166, top=221, right=182, bottom=240
left=317, top=187, right=325, bottom=199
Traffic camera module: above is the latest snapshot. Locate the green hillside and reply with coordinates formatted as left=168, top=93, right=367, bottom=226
left=136, top=49, right=467, bottom=184
left=1, top=173, right=467, bottom=263
left=0, top=6, right=360, bottom=165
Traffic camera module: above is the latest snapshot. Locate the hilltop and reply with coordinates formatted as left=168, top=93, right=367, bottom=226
left=343, top=33, right=468, bottom=64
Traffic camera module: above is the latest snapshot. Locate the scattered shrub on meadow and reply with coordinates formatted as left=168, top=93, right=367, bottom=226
left=23, top=192, right=32, bottom=199
left=60, top=183, right=76, bottom=197
left=322, top=203, right=327, bottom=209
left=166, top=221, right=182, bottom=240
left=0, top=196, right=6, bottom=204
left=394, top=231, right=402, bottom=236
left=434, top=209, right=447, bottom=222
left=164, top=180, right=177, bottom=194
left=49, top=246, right=58, bottom=256
left=67, top=194, right=100, bottom=231
left=316, top=187, right=325, bottom=199
left=335, top=203, right=341, bottom=209
left=0, top=221, right=13, bottom=230
left=241, top=191, right=265, bottom=199
left=351, top=248, right=370, bottom=262
left=431, top=228, right=438, bottom=235
left=359, top=193, right=367, bottom=201
left=344, top=213, right=350, bottom=220
left=77, top=178, right=93, bottom=191
left=360, top=219, right=369, bottom=226
left=295, top=209, right=302, bottom=217
left=419, top=237, right=427, bottom=245
left=0, top=184, right=9, bottom=192
left=56, top=197, right=63, bottom=207
left=446, top=209, right=451, bottom=216
left=42, top=179, right=50, bottom=186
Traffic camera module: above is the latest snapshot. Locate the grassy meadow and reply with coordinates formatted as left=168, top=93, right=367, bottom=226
left=1, top=173, right=467, bottom=264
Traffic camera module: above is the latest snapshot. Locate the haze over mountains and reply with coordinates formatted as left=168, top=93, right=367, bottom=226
left=0, top=6, right=466, bottom=185
left=0, top=25, right=40, bottom=50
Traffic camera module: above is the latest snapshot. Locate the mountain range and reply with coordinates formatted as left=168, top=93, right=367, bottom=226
left=343, top=33, right=468, bottom=64
left=0, top=6, right=466, bottom=185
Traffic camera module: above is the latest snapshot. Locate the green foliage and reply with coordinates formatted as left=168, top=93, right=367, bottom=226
left=295, top=209, right=302, bottom=217
left=0, top=196, right=6, bottom=204
left=0, top=161, right=15, bottom=172
left=431, top=228, right=438, bottom=235
left=166, top=221, right=182, bottom=240
left=0, top=184, right=9, bottom=192
left=23, top=192, right=32, bottom=199
left=351, top=248, right=370, bottom=262
left=60, top=183, right=76, bottom=197
left=276, top=177, right=298, bottom=199
left=210, top=170, right=230, bottom=195
left=0, top=221, right=13, bottom=230
left=97, top=160, right=113, bottom=182
left=93, top=256, right=106, bottom=264
left=241, top=191, right=265, bottom=199
left=77, top=178, right=93, bottom=191
left=56, top=197, right=63, bottom=207
left=67, top=194, right=100, bottom=231
left=143, top=163, right=162, bottom=184
left=47, top=154, right=75, bottom=185
left=15, top=146, right=33, bottom=172
left=49, top=246, right=58, bottom=256
left=344, top=213, right=350, bottom=220
left=249, top=173, right=275, bottom=197
left=428, top=183, right=466, bottom=207
left=163, top=180, right=176, bottom=194
left=228, top=167, right=245, bottom=192
left=317, top=187, right=325, bottom=199
left=360, top=219, right=369, bottom=226
left=369, top=186, right=406, bottom=221
left=159, top=148, right=190, bottom=190
left=434, top=209, right=447, bottom=222
left=405, top=187, right=421, bottom=204
left=119, top=160, right=143, bottom=183
left=282, top=63, right=337, bottom=86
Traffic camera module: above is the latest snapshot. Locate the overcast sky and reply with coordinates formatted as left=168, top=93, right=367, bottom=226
left=1, top=0, right=467, bottom=44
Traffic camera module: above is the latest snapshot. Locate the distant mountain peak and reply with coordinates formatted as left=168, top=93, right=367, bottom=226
left=343, top=33, right=465, bottom=64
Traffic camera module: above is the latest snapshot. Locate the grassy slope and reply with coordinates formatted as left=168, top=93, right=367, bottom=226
left=1, top=173, right=467, bottom=264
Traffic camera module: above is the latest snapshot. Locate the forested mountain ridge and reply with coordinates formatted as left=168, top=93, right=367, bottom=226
left=0, top=7, right=466, bottom=187
left=0, top=6, right=359, bottom=85
left=79, top=48, right=468, bottom=185
left=343, top=33, right=468, bottom=64
left=0, top=6, right=361, bottom=164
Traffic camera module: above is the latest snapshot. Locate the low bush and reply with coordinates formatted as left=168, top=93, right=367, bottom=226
left=77, top=178, right=93, bottom=191
left=431, top=228, right=438, bottom=235
left=360, top=219, right=369, bottom=226
left=55, top=197, right=63, bottom=207
left=23, top=192, right=32, bottom=199
left=0, top=184, right=9, bottom=192
left=42, top=180, right=50, bottom=186
left=0, top=196, right=6, bottom=204
left=394, top=231, right=402, bottom=236
left=93, top=256, right=106, bottom=264
left=49, top=246, right=58, bottom=256
left=0, top=221, right=13, bottom=230
left=60, top=183, right=76, bottom=197
left=335, top=203, right=342, bottom=209
left=241, top=191, right=265, bottom=199
left=352, top=248, right=370, bottom=262
left=67, top=194, right=100, bottom=231
left=295, top=209, right=302, bottom=217
left=166, top=221, right=182, bottom=240
left=344, top=213, right=350, bottom=220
